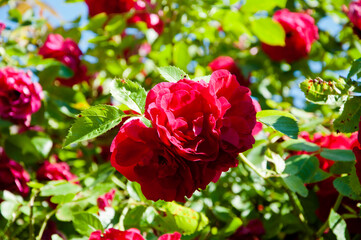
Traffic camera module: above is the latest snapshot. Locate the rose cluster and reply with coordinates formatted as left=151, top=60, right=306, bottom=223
left=111, top=70, right=256, bottom=202
left=89, top=228, right=181, bottom=240
left=85, top=0, right=164, bottom=35
left=39, top=34, right=89, bottom=87
left=262, top=9, right=319, bottom=63
left=0, top=67, right=43, bottom=126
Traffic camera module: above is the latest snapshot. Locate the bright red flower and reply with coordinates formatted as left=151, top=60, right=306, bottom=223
left=85, top=0, right=135, bottom=17
left=0, top=150, right=30, bottom=197
left=37, top=160, right=77, bottom=182
left=261, top=9, right=319, bottom=63
left=299, top=132, right=357, bottom=172
left=39, top=34, right=89, bottom=87
left=251, top=99, right=262, bottom=136
left=347, top=0, right=361, bottom=37
left=158, top=232, right=181, bottom=240
left=111, top=70, right=256, bottom=201
left=208, top=56, right=249, bottom=87
left=0, top=22, right=5, bottom=35
left=97, top=189, right=116, bottom=211
left=89, top=228, right=144, bottom=240
left=0, top=67, right=43, bottom=127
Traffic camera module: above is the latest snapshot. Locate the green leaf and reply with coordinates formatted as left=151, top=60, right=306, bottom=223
left=266, top=152, right=285, bottom=174
left=242, top=0, right=287, bottom=12
left=127, top=181, right=147, bottom=202
left=193, top=75, right=211, bottom=83
left=350, top=165, right=361, bottom=195
left=0, top=201, right=20, bottom=220
left=284, top=155, right=319, bottom=183
left=320, top=149, right=356, bottom=162
left=173, top=42, right=191, bottom=71
left=347, top=58, right=361, bottom=80
left=154, top=201, right=209, bottom=235
left=85, top=13, right=108, bottom=32
left=334, top=97, right=361, bottom=133
left=223, top=217, right=243, bottom=236
left=257, top=110, right=298, bottom=139
left=283, top=175, right=308, bottom=197
left=31, top=136, right=53, bottom=158
left=64, top=105, right=125, bottom=147
left=58, top=64, right=74, bottom=79
left=40, top=181, right=81, bottom=197
left=73, top=212, right=104, bottom=237
left=124, top=205, right=147, bottom=229
left=281, top=139, right=320, bottom=152
left=299, top=78, right=349, bottom=105
left=333, top=176, right=360, bottom=200
left=251, top=18, right=285, bottom=46
left=329, top=209, right=349, bottom=240
left=111, top=79, right=147, bottom=114
left=50, top=193, right=76, bottom=204
left=330, top=162, right=354, bottom=174
left=158, top=66, right=190, bottom=83
left=104, top=15, right=126, bottom=36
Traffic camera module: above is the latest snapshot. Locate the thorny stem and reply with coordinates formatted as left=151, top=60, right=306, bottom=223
left=316, top=194, right=343, bottom=237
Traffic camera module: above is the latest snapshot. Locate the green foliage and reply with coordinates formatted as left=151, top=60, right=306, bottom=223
left=158, top=66, right=190, bottom=82
left=110, top=79, right=147, bottom=114
left=334, top=97, right=361, bottom=133
left=320, top=149, right=356, bottom=162
left=257, top=110, right=299, bottom=139
left=73, top=212, right=104, bottom=236
left=64, top=105, right=125, bottom=147
left=329, top=209, right=349, bottom=240
left=251, top=18, right=286, bottom=46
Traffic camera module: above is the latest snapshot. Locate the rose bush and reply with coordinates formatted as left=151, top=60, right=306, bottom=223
left=261, top=9, right=319, bottom=62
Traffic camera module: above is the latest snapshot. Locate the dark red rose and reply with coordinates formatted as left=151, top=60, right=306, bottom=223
left=208, top=56, right=250, bottom=87
left=85, top=0, right=135, bottom=17
left=36, top=160, right=77, bottom=182
left=39, top=34, right=89, bottom=87
left=228, top=219, right=265, bottom=240
left=97, top=189, right=116, bottom=211
left=0, top=67, right=43, bottom=127
left=111, top=70, right=256, bottom=201
left=89, top=228, right=144, bottom=240
left=0, top=150, right=30, bottom=197
left=261, top=9, right=319, bottom=63
left=158, top=232, right=181, bottom=240
left=251, top=99, right=262, bottom=136
left=298, top=132, right=357, bottom=172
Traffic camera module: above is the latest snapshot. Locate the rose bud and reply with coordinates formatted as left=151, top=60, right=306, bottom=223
left=261, top=9, right=319, bottom=63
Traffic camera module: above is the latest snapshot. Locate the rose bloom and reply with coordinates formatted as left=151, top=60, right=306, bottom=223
left=89, top=228, right=181, bottom=240
left=0, top=150, right=30, bottom=197
left=0, top=67, right=43, bottom=126
left=347, top=0, right=361, bottom=37
left=36, top=160, right=77, bottom=182
left=261, top=9, right=319, bottom=63
left=251, top=99, right=262, bottom=136
left=85, top=0, right=135, bottom=17
left=39, top=34, right=89, bottom=87
left=299, top=131, right=357, bottom=172
left=0, top=22, right=5, bottom=35
left=97, top=189, right=116, bottom=211
left=111, top=70, right=256, bottom=201
left=208, top=56, right=250, bottom=87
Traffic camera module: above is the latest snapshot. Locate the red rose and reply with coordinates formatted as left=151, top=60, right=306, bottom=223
left=37, top=160, right=77, bottom=182
left=158, top=232, right=181, bottom=240
left=261, top=9, right=319, bottom=63
left=85, top=0, right=135, bottom=17
left=0, top=22, right=5, bottom=35
left=208, top=56, right=250, bottom=87
left=299, top=132, right=357, bottom=172
left=39, top=34, right=89, bottom=87
left=0, top=67, right=43, bottom=126
left=127, top=0, right=164, bottom=35
left=111, top=70, right=256, bottom=201
left=89, top=228, right=144, bottom=240
left=347, top=0, right=361, bottom=37
left=228, top=219, right=265, bottom=240
left=0, top=150, right=30, bottom=197
left=97, top=189, right=116, bottom=211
